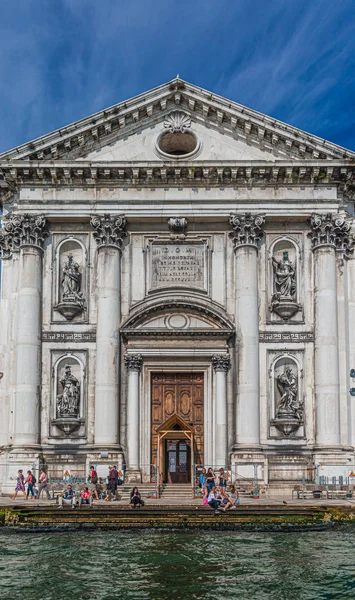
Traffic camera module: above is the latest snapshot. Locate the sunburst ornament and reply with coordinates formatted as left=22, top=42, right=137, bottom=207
left=164, top=111, right=191, bottom=133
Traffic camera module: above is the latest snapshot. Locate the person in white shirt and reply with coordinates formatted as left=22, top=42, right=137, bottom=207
left=207, top=486, right=221, bottom=514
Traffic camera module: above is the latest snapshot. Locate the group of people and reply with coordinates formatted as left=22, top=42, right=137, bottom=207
left=12, top=469, right=51, bottom=500
left=199, top=467, right=240, bottom=514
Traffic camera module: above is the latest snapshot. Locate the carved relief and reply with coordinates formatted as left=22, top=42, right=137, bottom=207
left=309, top=213, right=354, bottom=257
left=124, top=353, right=143, bottom=372
left=270, top=241, right=302, bottom=320
left=90, top=213, right=127, bottom=249
left=0, top=213, right=48, bottom=258
left=229, top=212, right=265, bottom=249
left=212, top=354, right=231, bottom=372
left=164, top=112, right=191, bottom=133
left=168, top=217, right=187, bottom=236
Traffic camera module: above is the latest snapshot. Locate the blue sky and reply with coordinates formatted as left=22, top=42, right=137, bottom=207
left=0, top=0, right=354, bottom=153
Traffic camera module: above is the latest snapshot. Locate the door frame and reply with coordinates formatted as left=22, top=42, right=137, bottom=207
left=164, top=438, right=192, bottom=484
left=156, top=413, right=194, bottom=484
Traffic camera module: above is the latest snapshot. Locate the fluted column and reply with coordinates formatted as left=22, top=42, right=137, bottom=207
left=229, top=213, right=265, bottom=447
left=124, top=353, right=143, bottom=480
left=310, top=213, right=353, bottom=447
left=212, top=354, right=231, bottom=467
left=91, top=214, right=127, bottom=447
left=0, top=214, right=48, bottom=446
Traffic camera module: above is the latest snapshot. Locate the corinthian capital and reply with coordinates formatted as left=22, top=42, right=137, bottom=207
left=309, top=213, right=355, bottom=257
left=229, top=212, right=265, bottom=249
left=212, top=354, right=231, bottom=372
left=90, top=214, right=127, bottom=250
left=124, top=353, right=143, bottom=372
left=0, top=213, right=48, bottom=258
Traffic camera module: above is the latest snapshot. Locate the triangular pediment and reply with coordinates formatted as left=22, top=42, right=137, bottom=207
left=1, top=78, right=354, bottom=163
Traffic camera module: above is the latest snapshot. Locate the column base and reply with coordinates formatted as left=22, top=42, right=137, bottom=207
left=125, top=469, right=142, bottom=484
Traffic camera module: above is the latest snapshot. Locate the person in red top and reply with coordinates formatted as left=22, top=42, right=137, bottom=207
left=89, top=465, right=99, bottom=500
left=25, top=470, right=36, bottom=500
left=79, top=486, right=93, bottom=507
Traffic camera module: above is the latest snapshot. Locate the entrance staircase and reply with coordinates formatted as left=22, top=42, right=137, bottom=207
left=159, top=484, right=192, bottom=500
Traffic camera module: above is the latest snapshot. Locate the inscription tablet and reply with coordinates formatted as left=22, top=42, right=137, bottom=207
left=151, top=243, right=205, bottom=290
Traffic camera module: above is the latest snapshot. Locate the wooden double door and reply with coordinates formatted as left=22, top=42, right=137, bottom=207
left=151, top=372, right=204, bottom=483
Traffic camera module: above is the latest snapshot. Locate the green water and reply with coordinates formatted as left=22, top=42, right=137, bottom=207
left=1, top=530, right=355, bottom=600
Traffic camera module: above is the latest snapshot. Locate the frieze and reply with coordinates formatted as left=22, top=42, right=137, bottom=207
left=42, top=332, right=96, bottom=342
left=259, top=332, right=313, bottom=343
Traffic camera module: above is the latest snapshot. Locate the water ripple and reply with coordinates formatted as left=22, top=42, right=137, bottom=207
left=0, top=530, right=355, bottom=600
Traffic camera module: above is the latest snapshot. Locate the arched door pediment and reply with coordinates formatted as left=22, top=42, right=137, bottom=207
left=121, top=296, right=234, bottom=339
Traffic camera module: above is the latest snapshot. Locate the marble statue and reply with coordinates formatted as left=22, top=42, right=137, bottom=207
left=56, top=365, right=80, bottom=418
left=276, top=367, right=301, bottom=419
left=62, top=254, right=82, bottom=300
left=272, top=251, right=296, bottom=299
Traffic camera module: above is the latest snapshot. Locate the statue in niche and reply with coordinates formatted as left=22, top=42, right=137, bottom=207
left=56, top=253, right=85, bottom=320
left=271, top=250, right=301, bottom=320
left=272, top=251, right=296, bottom=300
left=56, top=364, right=80, bottom=418
left=276, top=366, right=303, bottom=420
left=62, top=254, right=82, bottom=301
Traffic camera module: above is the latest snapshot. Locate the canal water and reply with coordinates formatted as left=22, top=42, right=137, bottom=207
left=1, top=530, right=355, bottom=599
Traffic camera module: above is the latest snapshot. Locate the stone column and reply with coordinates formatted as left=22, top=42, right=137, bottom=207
left=124, top=353, right=143, bottom=481
left=212, top=354, right=231, bottom=467
left=310, top=213, right=353, bottom=447
left=229, top=213, right=265, bottom=447
left=91, top=214, right=127, bottom=447
left=1, top=215, right=48, bottom=446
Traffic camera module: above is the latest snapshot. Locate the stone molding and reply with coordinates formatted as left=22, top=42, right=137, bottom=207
left=212, top=354, right=231, bottom=372
left=90, top=214, right=127, bottom=250
left=229, top=212, right=265, bottom=249
left=309, top=213, right=355, bottom=257
left=42, top=332, right=96, bottom=342
left=124, top=353, right=143, bottom=372
left=0, top=213, right=48, bottom=259
left=259, top=332, right=313, bottom=342
left=1, top=162, right=353, bottom=190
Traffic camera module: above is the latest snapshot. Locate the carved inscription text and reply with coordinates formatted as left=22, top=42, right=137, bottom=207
left=151, top=243, right=205, bottom=289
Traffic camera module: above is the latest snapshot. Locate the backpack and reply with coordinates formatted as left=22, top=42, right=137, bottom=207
left=32, top=475, right=36, bottom=485
left=91, top=471, right=98, bottom=484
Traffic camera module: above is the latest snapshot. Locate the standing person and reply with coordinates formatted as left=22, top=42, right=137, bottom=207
left=199, top=468, right=208, bottom=503
left=218, top=468, right=226, bottom=493
left=105, top=465, right=118, bottom=501
left=12, top=469, right=26, bottom=500
left=130, top=487, right=144, bottom=509
left=25, top=470, right=36, bottom=500
left=37, top=469, right=51, bottom=500
left=207, top=486, right=221, bottom=514
left=88, top=465, right=99, bottom=500
left=206, top=468, right=215, bottom=494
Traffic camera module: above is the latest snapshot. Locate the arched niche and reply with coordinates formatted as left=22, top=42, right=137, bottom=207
left=270, top=354, right=303, bottom=424
left=53, top=354, right=85, bottom=421
left=54, top=238, right=87, bottom=320
left=268, top=237, right=302, bottom=321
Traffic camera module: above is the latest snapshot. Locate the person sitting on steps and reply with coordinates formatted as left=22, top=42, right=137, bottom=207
left=58, top=484, right=77, bottom=509
left=79, top=486, right=93, bottom=507
left=130, top=487, right=144, bottom=509
left=207, top=486, right=222, bottom=514
left=221, top=485, right=240, bottom=511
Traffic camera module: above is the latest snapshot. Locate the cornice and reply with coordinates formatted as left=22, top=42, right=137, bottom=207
left=0, top=160, right=354, bottom=190
left=0, top=78, right=353, bottom=163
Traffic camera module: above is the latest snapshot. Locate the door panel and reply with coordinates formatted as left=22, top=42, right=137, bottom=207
left=151, top=373, right=204, bottom=480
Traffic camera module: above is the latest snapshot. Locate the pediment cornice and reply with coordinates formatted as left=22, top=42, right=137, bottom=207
left=1, top=78, right=354, bottom=164
left=1, top=159, right=354, bottom=193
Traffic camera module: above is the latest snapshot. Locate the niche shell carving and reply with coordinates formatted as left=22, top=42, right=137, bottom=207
left=55, top=253, right=85, bottom=320
left=270, top=251, right=301, bottom=320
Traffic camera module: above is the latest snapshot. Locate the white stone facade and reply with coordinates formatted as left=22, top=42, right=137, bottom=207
left=1, top=78, right=355, bottom=493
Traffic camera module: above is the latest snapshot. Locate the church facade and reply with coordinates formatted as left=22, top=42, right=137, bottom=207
left=1, top=78, right=355, bottom=494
